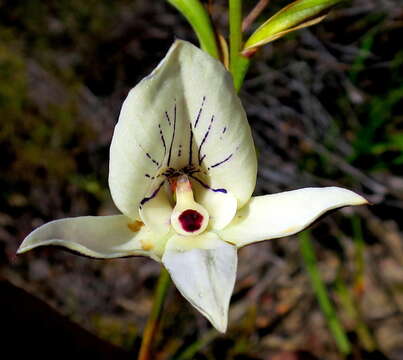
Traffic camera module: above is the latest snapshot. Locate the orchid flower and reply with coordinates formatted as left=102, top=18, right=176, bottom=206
left=17, top=40, right=367, bottom=333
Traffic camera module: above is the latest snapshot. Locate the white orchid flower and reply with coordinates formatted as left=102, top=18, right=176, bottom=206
left=17, top=40, right=367, bottom=333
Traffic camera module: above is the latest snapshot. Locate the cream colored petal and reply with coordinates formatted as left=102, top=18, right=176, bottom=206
left=219, top=187, right=368, bottom=248
left=17, top=215, right=168, bottom=261
left=139, top=180, right=172, bottom=236
left=191, top=178, right=238, bottom=230
left=162, top=232, right=237, bottom=332
left=109, top=40, right=257, bottom=219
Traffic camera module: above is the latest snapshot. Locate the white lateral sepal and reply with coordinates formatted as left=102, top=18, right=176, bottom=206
left=17, top=215, right=164, bottom=261
left=219, top=187, right=368, bottom=248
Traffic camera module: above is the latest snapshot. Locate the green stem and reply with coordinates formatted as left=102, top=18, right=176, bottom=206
left=229, top=0, right=250, bottom=91
left=229, top=0, right=242, bottom=70
left=167, top=0, right=219, bottom=59
left=138, top=267, right=171, bottom=360
left=234, top=57, right=251, bottom=92
left=176, top=329, right=217, bottom=360
left=335, top=276, right=376, bottom=352
left=299, top=231, right=352, bottom=356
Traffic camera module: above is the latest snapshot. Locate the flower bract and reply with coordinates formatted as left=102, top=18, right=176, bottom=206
left=18, top=40, right=367, bottom=333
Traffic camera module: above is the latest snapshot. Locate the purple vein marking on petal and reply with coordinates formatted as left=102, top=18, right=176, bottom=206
left=140, top=181, right=165, bottom=207
left=159, top=124, right=167, bottom=160
left=188, top=122, right=193, bottom=166
left=145, top=174, right=155, bottom=180
left=198, top=115, right=214, bottom=165
left=139, top=144, right=159, bottom=167
left=189, top=175, right=227, bottom=193
left=194, top=96, right=206, bottom=129
left=178, top=144, right=182, bottom=157
left=222, top=126, right=227, bottom=134
left=165, top=111, right=171, bottom=126
left=145, top=152, right=159, bottom=166
left=210, top=153, right=233, bottom=168
left=167, top=103, right=177, bottom=166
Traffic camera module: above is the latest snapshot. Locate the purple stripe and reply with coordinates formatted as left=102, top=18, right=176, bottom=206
left=210, top=153, right=233, bottom=168
left=189, top=175, right=227, bottom=193
left=140, top=181, right=165, bottom=207
left=194, top=96, right=206, bottom=128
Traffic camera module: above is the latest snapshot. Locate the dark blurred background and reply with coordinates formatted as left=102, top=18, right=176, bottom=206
left=1, top=0, right=403, bottom=359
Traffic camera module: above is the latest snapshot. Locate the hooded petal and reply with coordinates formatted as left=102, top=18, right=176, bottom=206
left=192, top=182, right=238, bottom=230
left=219, top=187, right=368, bottom=248
left=139, top=180, right=172, bottom=236
left=109, top=40, right=257, bottom=220
left=162, top=232, right=237, bottom=332
left=17, top=215, right=168, bottom=261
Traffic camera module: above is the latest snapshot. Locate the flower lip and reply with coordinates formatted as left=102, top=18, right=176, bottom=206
left=170, top=175, right=210, bottom=236
left=178, top=209, right=204, bottom=232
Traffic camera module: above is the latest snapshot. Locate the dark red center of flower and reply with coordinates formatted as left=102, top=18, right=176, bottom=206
left=178, top=209, right=204, bottom=232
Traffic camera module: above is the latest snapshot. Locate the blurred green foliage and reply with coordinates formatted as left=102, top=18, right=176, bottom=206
left=0, top=25, right=102, bottom=216
left=348, top=15, right=403, bottom=172
left=352, top=87, right=403, bottom=169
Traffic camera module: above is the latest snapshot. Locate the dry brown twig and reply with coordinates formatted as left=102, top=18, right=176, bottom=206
left=242, top=0, right=271, bottom=32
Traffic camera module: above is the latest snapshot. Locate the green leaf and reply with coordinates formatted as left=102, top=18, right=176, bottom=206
left=299, top=230, right=352, bottom=355
left=167, top=0, right=219, bottom=59
left=243, top=0, right=343, bottom=53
